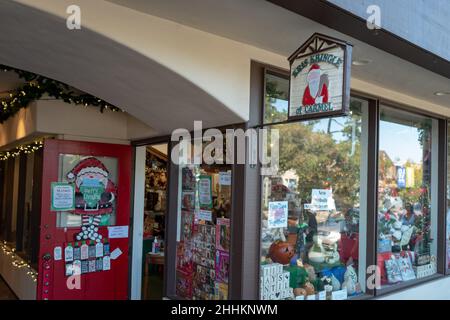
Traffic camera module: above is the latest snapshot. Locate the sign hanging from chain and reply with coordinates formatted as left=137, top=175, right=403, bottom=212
left=288, top=33, right=352, bottom=120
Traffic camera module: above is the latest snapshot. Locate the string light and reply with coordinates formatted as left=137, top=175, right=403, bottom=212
left=0, top=140, right=44, bottom=161
left=0, top=65, right=122, bottom=123
left=0, top=241, right=38, bottom=281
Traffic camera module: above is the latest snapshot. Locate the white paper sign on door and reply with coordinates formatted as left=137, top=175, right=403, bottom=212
left=108, top=226, right=129, bottom=239
left=54, top=246, right=62, bottom=261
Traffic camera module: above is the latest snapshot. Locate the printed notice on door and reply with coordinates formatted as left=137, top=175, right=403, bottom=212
left=51, top=182, right=75, bottom=211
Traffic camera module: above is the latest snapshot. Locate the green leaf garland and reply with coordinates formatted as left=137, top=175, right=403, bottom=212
left=0, top=65, right=123, bottom=123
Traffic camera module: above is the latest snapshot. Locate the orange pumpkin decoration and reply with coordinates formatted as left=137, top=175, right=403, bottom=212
left=269, top=241, right=295, bottom=265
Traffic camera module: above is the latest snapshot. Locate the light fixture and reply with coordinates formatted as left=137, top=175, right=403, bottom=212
left=352, top=59, right=372, bottom=66
left=434, top=91, right=450, bottom=96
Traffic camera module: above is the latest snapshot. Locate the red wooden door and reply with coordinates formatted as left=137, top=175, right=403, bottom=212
left=37, top=139, right=132, bottom=300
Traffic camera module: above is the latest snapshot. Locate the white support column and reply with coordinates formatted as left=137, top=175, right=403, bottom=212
left=130, top=146, right=146, bottom=300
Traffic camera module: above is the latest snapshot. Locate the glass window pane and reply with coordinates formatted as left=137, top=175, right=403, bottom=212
left=377, top=106, right=437, bottom=289
left=174, top=139, right=232, bottom=300
left=260, top=98, right=368, bottom=300
left=57, top=155, right=118, bottom=228
left=264, top=72, right=289, bottom=124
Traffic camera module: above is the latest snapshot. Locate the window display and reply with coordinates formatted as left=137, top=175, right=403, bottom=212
left=260, top=97, right=368, bottom=300
left=377, top=106, right=438, bottom=288
left=175, top=151, right=232, bottom=300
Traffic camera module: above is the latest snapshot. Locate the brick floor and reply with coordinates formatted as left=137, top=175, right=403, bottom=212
left=0, top=276, right=17, bottom=300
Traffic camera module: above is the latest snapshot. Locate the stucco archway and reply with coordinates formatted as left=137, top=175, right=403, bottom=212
left=0, top=0, right=245, bottom=136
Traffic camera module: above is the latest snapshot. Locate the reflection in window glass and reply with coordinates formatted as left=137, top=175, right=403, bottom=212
left=264, top=72, right=289, bottom=124
left=377, top=106, right=437, bottom=288
left=57, top=155, right=118, bottom=228
left=260, top=98, right=368, bottom=300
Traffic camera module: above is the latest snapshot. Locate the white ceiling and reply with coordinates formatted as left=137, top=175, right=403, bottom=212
left=106, top=0, right=450, bottom=108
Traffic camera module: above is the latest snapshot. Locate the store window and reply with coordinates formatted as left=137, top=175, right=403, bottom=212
left=264, top=71, right=289, bottom=124
left=260, top=93, right=369, bottom=300
left=174, top=139, right=232, bottom=300
left=377, top=106, right=438, bottom=288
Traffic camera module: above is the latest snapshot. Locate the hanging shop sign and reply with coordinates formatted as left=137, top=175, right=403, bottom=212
left=288, top=33, right=352, bottom=120
left=51, top=182, right=75, bottom=211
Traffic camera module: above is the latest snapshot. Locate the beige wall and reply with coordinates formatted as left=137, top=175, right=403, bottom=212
left=0, top=99, right=155, bottom=149
left=0, top=102, right=37, bottom=148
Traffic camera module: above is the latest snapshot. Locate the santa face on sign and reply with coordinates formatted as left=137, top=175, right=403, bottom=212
left=67, top=157, right=117, bottom=215
left=66, top=157, right=117, bottom=242
left=302, top=64, right=329, bottom=106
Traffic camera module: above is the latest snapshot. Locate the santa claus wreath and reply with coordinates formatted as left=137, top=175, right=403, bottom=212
left=66, top=157, right=117, bottom=242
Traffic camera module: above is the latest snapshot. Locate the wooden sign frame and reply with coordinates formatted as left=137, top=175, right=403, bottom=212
left=288, top=33, right=353, bottom=121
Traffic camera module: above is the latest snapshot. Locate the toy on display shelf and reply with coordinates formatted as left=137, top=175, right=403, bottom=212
left=285, top=259, right=309, bottom=290
left=322, top=238, right=340, bottom=264
left=307, top=235, right=325, bottom=264
left=341, top=263, right=358, bottom=295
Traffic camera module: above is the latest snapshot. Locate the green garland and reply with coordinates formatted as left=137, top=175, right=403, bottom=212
left=0, top=65, right=122, bottom=123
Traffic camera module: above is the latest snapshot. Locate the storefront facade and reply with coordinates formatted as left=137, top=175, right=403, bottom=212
left=1, top=0, right=450, bottom=300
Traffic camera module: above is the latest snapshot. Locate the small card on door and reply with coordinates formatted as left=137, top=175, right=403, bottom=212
left=110, top=248, right=123, bottom=260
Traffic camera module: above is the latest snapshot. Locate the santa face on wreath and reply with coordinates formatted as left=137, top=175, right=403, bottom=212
left=66, top=157, right=117, bottom=215
left=302, top=64, right=329, bottom=106
left=67, top=157, right=117, bottom=242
